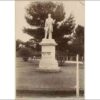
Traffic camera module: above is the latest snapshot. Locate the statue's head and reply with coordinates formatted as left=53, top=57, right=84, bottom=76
left=48, top=13, right=51, bottom=18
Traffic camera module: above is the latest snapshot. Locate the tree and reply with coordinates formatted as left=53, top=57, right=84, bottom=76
left=68, top=25, right=84, bottom=56
left=19, top=47, right=33, bottom=61
left=23, top=1, right=75, bottom=55
left=24, top=38, right=41, bottom=56
left=16, top=39, right=24, bottom=51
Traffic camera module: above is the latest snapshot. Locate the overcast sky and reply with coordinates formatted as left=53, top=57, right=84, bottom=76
left=16, top=1, right=84, bottom=42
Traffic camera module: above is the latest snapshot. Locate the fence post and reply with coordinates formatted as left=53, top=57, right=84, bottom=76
left=76, top=54, right=79, bottom=98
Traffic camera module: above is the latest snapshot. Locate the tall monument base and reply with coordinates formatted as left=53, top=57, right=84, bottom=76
left=38, top=39, right=60, bottom=72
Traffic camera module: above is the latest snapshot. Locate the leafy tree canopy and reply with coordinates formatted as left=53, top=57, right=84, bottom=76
left=23, top=1, right=84, bottom=56
left=68, top=25, right=84, bottom=56
left=24, top=1, right=75, bottom=43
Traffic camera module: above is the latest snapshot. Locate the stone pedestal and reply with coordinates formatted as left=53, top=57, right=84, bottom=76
left=38, top=39, right=60, bottom=72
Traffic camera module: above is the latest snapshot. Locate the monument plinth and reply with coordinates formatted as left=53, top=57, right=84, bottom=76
left=38, top=39, right=60, bottom=72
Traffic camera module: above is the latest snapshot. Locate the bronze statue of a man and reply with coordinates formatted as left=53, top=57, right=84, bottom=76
left=44, top=14, right=55, bottom=39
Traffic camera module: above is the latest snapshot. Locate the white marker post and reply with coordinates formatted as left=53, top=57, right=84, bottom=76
left=76, top=54, right=79, bottom=98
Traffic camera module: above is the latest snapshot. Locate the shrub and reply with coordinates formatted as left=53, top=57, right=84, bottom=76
left=19, top=47, right=33, bottom=61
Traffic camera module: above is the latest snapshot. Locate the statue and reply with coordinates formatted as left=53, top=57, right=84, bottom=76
left=44, top=14, right=55, bottom=39
left=39, top=14, right=60, bottom=72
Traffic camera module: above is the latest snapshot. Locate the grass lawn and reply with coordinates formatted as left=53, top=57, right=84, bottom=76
left=16, top=57, right=84, bottom=98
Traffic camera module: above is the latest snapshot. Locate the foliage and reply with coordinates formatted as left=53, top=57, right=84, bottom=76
left=23, top=1, right=84, bottom=57
left=16, top=39, right=24, bottom=51
left=24, top=38, right=41, bottom=56
left=23, top=1, right=75, bottom=54
left=68, top=25, right=84, bottom=56
left=19, top=47, right=33, bottom=58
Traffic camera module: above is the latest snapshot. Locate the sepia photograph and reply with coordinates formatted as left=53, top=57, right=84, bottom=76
left=16, top=0, right=84, bottom=99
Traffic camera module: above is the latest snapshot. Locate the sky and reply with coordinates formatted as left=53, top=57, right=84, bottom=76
left=16, top=1, right=84, bottom=42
